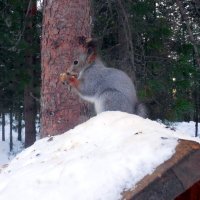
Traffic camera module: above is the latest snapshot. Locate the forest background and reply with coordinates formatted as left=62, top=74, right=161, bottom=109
left=0, top=0, right=199, bottom=149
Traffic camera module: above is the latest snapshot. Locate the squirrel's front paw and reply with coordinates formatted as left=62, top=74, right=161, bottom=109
left=60, top=73, right=79, bottom=88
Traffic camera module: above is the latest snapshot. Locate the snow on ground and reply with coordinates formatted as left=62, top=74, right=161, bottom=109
left=0, top=115, right=24, bottom=165
left=0, top=114, right=40, bottom=165
left=0, top=111, right=199, bottom=200
left=173, top=121, right=199, bottom=137
left=0, top=140, right=23, bottom=166
left=0, top=142, right=10, bottom=166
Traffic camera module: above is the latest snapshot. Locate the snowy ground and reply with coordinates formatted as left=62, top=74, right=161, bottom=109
left=0, top=116, right=24, bottom=165
left=172, top=121, right=199, bottom=137
left=0, top=115, right=40, bottom=165
left=0, top=112, right=199, bottom=200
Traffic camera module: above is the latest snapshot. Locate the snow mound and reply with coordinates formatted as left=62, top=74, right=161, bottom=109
left=0, top=111, right=191, bottom=200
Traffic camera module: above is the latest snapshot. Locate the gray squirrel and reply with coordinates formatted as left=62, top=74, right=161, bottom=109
left=60, top=36, right=146, bottom=117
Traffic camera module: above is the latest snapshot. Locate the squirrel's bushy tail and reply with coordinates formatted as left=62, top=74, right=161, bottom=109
left=135, top=102, right=148, bottom=118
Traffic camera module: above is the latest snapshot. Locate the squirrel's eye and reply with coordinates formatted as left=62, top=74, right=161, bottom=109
left=74, top=60, right=78, bottom=65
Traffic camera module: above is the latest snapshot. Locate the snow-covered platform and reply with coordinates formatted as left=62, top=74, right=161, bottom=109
left=0, top=112, right=199, bottom=200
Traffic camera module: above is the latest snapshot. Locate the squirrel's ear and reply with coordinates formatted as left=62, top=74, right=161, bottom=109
left=77, top=36, right=97, bottom=55
left=86, top=38, right=97, bottom=55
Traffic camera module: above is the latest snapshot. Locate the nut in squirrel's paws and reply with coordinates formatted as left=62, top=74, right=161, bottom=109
left=60, top=73, right=68, bottom=84
left=59, top=72, right=78, bottom=85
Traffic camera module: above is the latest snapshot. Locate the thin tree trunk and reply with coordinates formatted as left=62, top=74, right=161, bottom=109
left=9, top=107, right=13, bottom=151
left=194, top=90, right=199, bottom=137
left=24, top=87, right=36, bottom=147
left=17, top=106, right=22, bottom=141
left=41, top=0, right=91, bottom=137
left=2, top=109, right=5, bottom=141
left=194, top=50, right=199, bottom=137
left=117, top=7, right=129, bottom=68
left=24, top=0, right=37, bottom=147
left=116, top=0, right=136, bottom=84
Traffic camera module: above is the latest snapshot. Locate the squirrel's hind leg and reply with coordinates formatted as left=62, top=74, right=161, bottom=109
left=96, top=89, right=133, bottom=114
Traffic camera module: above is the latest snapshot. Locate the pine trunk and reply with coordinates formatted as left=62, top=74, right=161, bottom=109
left=41, top=0, right=91, bottom=137
left=24, top=86, right=36, bottom=147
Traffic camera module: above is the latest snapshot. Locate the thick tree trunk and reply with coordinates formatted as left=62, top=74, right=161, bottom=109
left=41, top=0, right=91, bottom=137
left=24, top=0, right=37, bottom=147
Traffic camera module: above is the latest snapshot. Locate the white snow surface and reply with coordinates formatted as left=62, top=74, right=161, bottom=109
left=0, top=116, right=24, bottom=165
left=0, top=114, right=40, bottom=165
left=174, top=121, right=199, bottom=137
left=0, top=112, right=199, bottom=200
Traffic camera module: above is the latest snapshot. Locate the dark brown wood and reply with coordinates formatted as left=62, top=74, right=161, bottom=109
left=175, top=180, right=200, bottom=200
left=173, top=150, right=200, bottom=189
left=24, top=0, right=37, bottom=147
left=41, top=0, right=91, bottom=137
left=123, top=140, right=200, bottom=200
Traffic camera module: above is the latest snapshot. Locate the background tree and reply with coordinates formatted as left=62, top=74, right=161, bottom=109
left=24, top=0, right=38, bottom=147
left=0, top=0, right=41, bottom=147
left=93, top=0, right=199, bottom=122
left=175, top=0, right=200, bottom=136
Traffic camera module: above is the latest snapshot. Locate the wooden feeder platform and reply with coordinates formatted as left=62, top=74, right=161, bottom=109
left=123, top=139, right=200, bottom=200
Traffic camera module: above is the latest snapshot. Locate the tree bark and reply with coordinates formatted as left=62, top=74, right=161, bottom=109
left=41, top=0, right=91, bottom=137
left=24, top=0, right=37, bottom=147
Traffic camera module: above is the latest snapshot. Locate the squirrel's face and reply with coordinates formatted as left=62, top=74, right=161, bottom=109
left=67, top=37, right=97, bottom=77
left=67, top=50, right=88, bottom=77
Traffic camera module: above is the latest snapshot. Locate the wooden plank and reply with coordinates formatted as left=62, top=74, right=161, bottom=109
left=173, top=150, right=200, bottom=189
left=122, top=139, right=200, bottom=200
